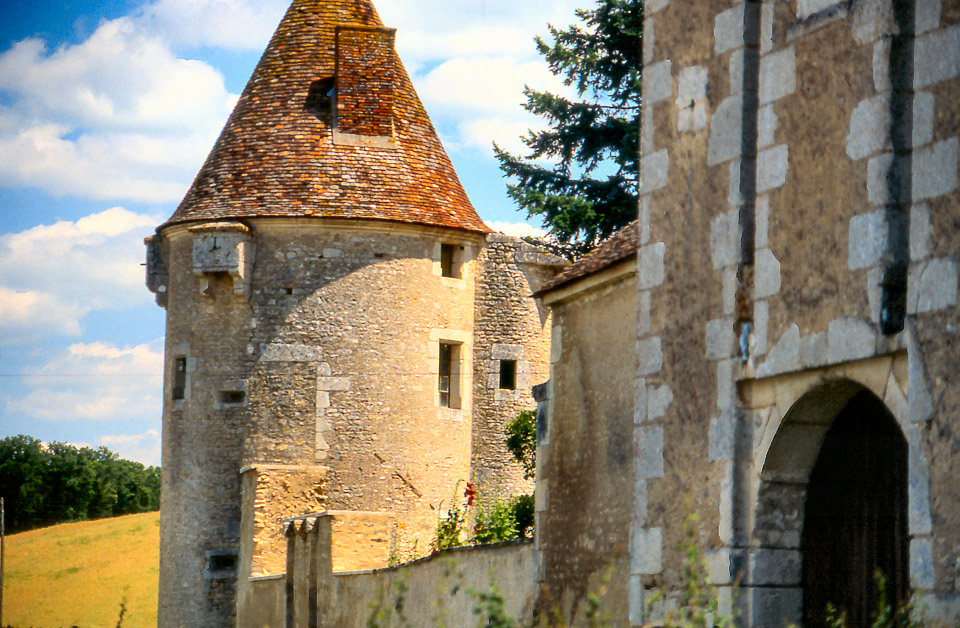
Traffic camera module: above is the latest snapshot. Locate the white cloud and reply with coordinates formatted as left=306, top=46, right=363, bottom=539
left=0, top=19, right=232, bottom=131
left=0, top=17, right=236, bottom=202
left=0, top=288, right=83, bottom=338
left=418, top=57, right=566, bottom=114
left=5, top=339, right=164, bottom=424
left=377, top=0, right=581, bottom=158
left=138, top=0, right=289, bottom=51
left=416, top=56, right=570, bottom=155
left=0, top=207, right=159, bottom=343
left=457, top=117, right=539, bottom=155
left=377, top=0, right=584, bottom=67
left=487, top=220, right=548, bottom=239
left=98, top=429, right=162, bottom=466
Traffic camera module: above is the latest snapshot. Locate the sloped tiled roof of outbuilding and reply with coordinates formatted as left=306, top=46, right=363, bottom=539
left=533, top=221, right=639, bottom=297
left=162, top=0, right=489, bottom=233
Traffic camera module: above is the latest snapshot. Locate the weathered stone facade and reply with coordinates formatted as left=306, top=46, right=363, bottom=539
left=150, top=218, right=555, bottom=625
left=532, top=0, right=960, bottom=625
left=533, top=230, right=639, bottom=624
left=146, top=1, right=558, bottom=625
left=471, top=234, right=562, bottom=491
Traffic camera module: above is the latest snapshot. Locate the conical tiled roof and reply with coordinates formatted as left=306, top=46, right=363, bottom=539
left=163, top=0, right=489, bottom=233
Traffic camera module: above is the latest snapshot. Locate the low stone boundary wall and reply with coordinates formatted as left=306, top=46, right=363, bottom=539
left=238, top=510, right=536, bottom=627
left=329, top=538, right=536, bottom=627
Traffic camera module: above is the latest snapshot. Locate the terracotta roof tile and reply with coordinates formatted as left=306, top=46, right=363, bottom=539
left=163, top=0, right=488, bottom=233
left=533, top=221, right=639, bottom=297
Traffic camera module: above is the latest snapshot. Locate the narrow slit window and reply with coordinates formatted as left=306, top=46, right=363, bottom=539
left=440, top=243, right=456, bottom=278
left=172, top=357, right=187, bottom=400
left=499, top=360, right=517, bottom=390
left=438, top=342, right=461, bottom=408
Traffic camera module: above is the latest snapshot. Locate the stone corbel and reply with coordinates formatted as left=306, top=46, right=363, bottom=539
left=189, top=222, right=256, bottom=300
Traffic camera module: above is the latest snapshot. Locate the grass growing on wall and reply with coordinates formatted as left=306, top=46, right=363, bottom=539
left=4, top=511, right=159, bottom=628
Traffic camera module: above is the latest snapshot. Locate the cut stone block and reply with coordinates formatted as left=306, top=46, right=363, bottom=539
left=644, top=60, right=673, bottom=104
left=757, top=144, right=789, bottom=192
left=759, top=48, right=796, bottom=104
left=638, top=337, right=663, bottom=376
left=638, top=242, right=666, bottom=289
left=708, top=95, right=744, bottom=166
left=914, top=24, right=960, bottom=88
left=711, top=207, right=740, bottom=269
left=714, top=4, right=746, bottom=54
left=630, top=526, right=663, bottom=574
left=755, top=248, right=781, bottom=298
left=706, top=317, right=736, bottom=360
left=640, top=149, right=670, bottom=194
left=848, top=209, right=886, bottom=270
left=635, top=425, right=664, bottom=479
left=827, top=317, right=876, bottom=363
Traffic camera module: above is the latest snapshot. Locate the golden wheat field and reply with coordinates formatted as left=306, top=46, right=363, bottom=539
left=3, top=511, right=159, bottom=628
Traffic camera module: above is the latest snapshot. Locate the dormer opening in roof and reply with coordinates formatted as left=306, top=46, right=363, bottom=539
left=333, top=24, right=398, bottom=149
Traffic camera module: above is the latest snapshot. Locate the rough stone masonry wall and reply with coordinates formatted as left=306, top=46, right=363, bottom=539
left=737, top=2, right=959, bottom=623
left=239, top=465, right=328, bottom=579
left=636, top=0, right=960, bottom=625
left=156, top=218, right=483, bottom=627
left=536, top=267, right=637, bottom=625
left=470, top=234, right=557, bottom=494
left=157, top=227, right=254, bottom=627
left=278, top=511, right=536, bottom=628
left=632, top=1, right=740, bottom=624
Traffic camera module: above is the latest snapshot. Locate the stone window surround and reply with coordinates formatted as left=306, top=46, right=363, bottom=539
left=431, top=240, right=474, bottom=289
left=258, top=343, right=350, bottom=460
left=215, top=378, right=249, bottom=410
left=429, top=329, right=472, bottom=418
left=168, top=341, right=194, bottom=411
left=489, top=343, right=528, bottom=402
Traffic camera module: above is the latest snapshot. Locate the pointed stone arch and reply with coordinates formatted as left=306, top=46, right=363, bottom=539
left=737, top=354, right=933, bottom=626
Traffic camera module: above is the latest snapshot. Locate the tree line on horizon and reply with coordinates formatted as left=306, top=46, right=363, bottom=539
left=0, top=434, right=160, bottom=533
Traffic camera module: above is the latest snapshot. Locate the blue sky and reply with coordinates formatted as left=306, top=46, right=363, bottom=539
left=0, top=0, right=582, bottom=465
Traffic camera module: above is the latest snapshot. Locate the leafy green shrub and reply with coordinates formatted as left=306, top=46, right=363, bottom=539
left=432, top=484, right=534, bottom=550
left=505, top=411, right=537, bottom=480
left=473, top=493, right=533, bottom=544
left=510, top=493, right=534, bottom=540
left=432, top=481, right=475, bottom=552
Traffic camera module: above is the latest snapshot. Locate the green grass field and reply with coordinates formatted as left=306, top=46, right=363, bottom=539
left=3, top=511, right=159, bottom=628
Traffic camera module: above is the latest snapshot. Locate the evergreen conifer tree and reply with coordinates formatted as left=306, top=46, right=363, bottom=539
left=495, top=0, right=643, bottom=257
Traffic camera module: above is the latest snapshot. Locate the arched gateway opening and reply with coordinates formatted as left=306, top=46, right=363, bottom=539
left=801, top=389, right=909, bottom=626
left=755, top=380, right=910, bottom=627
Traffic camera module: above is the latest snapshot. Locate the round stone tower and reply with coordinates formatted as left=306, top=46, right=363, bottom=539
left=143, top=1, right=557, bottom=625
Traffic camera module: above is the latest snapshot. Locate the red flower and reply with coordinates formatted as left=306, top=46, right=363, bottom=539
left=464, top=482, right=477, bottom=507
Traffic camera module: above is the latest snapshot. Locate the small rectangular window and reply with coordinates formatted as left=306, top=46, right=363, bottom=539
left=499, top=360, right=517, bottom=390
left=219, top=390, right=245, bottom=405
left=206, top=551, right=237, bottom=573
left=439, top=342, right=461, bottom=408
left=440, top=243, right=456, bottom=278
left=172, top=357, right=187, bottom=400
